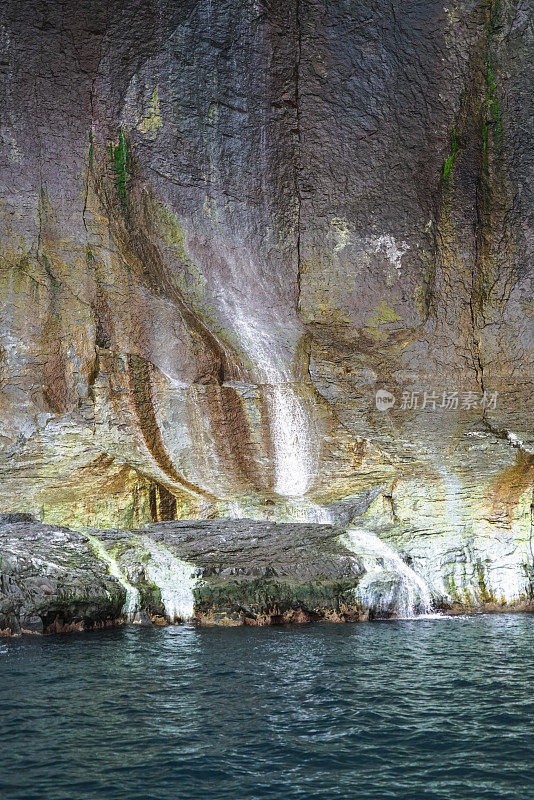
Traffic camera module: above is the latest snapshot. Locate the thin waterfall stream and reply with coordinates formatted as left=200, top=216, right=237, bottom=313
left=87, top=535, right=141, bottom=621
left=342, top=527, right=435, bottom=618
left=225, top=305, right=325, bottom=515
left=141, top=538, right=200, bottom=622
left=269, top=383, right=312, bottom=497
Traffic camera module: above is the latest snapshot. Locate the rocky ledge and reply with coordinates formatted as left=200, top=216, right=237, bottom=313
left=0, top=514, right=363, bottom=634
left=1, top=514, right=533, bottom=636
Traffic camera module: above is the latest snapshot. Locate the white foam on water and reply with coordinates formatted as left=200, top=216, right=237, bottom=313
left=87, top=535, right=140, bottom=621
left=342, top=527, right=433, bottom=618
left=142, top=539, right=200, bottom=622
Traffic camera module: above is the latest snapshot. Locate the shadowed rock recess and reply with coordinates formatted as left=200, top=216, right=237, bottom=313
left=0, top=0, right=532, bottom=630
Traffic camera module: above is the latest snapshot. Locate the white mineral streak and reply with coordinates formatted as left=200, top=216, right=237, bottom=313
left=87, top=535, right=140, bottom=621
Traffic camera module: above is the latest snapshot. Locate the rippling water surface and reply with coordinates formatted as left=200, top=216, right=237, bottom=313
left=1, top=616, right=533, bottom=799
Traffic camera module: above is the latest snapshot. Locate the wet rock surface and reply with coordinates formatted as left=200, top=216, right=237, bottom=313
left=1, top=515, right=533, bottom=635
left=0, top=515, right=125, bottom=635
left=0, top=516, right=366, bottom=633
left=0, top=1, right=532, bottom=600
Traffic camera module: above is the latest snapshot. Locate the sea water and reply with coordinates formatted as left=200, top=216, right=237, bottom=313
left=1, top=616, right=533, bottom=799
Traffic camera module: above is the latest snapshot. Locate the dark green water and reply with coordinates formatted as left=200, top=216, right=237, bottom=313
left=1, top=615, right=533, bottom=799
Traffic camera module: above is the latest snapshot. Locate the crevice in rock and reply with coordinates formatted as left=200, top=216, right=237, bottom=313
left=148, top=482, right=177, bottom=521
left=432, top=0, right=520, bottom=460
left=481, top=416, right=533, bottom=457
left=82, top=79, right=96, bottom=235
left=472, top=1, right=527, bottom=457
left=294, top=0, right=303, bottom=315
left=383, top=478, right=400, bottom=525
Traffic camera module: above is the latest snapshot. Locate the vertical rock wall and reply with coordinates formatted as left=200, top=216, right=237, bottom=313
left=0, top=0, right=532, bottom=601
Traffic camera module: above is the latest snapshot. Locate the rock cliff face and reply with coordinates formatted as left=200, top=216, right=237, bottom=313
left=3, top=515, right=532, bottom=635
left=0, top=0, right=532, bottom=610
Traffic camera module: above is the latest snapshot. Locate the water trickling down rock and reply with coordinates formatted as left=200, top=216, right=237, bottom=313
left=87, top=535, right=141, bottom=621
left=342, top=528, right=434, bottom=618
left=141, top=538, right=200, bottom=622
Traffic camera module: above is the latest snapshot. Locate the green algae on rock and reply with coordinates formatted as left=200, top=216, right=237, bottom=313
left=1, top=516, right=533, bottom=637
left=0, top=0, right=531, bottom=616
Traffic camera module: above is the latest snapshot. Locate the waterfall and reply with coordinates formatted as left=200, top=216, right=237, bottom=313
left=87, top=535, right=140, bottom=621
left=227, top=308, right=316, bottom=498
left=342, top=528, right=434, bottom=618
left=142, top=538, right=200, bottom=622
left=270, top=384, right=311, bottom=496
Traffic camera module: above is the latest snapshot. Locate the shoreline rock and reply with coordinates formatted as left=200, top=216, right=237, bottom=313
left=1, top=515, right=533, bottom=637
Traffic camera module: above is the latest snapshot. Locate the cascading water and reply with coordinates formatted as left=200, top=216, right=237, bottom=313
left=342, top=527, right=434, bottom=618
left=226, top=307, right=317, bottom=499
left=269, top=383, right=311, bottom=496
left=87, top=535, right=140, bottom=621
left=142, top=538, right=200, bottom=622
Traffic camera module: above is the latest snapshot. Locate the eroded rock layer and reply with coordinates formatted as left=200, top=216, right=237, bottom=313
left=0, top=1, right=532, bottom=602
left=2, top=516, right=533, bottom=635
